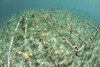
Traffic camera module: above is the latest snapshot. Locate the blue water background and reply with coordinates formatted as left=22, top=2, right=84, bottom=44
left=0, top=0, right=100, bottom=25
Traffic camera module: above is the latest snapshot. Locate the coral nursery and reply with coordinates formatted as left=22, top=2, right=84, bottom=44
left=0, top=9, right=100, bottom=67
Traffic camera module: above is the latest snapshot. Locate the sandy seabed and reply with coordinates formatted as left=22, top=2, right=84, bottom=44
left=0, top=9, right=100, bottom=67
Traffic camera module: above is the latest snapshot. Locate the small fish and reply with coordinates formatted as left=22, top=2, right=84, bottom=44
left=21, top=31, right=29, bottom=39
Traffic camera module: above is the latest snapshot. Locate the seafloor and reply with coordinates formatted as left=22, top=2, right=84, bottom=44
left=0, top=9, right=100, bottom=67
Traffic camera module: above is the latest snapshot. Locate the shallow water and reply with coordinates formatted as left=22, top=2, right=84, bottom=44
left=0, top=9, right=100, bottom=67
left=0, top=0, right=100, bottom=25
left=0, top=0, right=100, bottom=67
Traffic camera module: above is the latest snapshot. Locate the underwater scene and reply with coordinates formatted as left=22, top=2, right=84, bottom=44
left=0, top=0, right=100, bottom=67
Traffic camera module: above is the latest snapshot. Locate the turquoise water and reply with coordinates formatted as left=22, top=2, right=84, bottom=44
left=0, top=0, right=100, bottom=25
left=0, top=1, right=100, bottom=66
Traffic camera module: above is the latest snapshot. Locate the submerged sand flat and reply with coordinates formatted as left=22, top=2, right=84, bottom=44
left=0, top=9, right=100, bottom=67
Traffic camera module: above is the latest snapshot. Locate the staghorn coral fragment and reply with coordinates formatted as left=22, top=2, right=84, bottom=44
left=15, top=50, right=32, bottom=59
left=69, top=24, right=74, bottom=39
left=21, top=31, right=29, bottom=39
